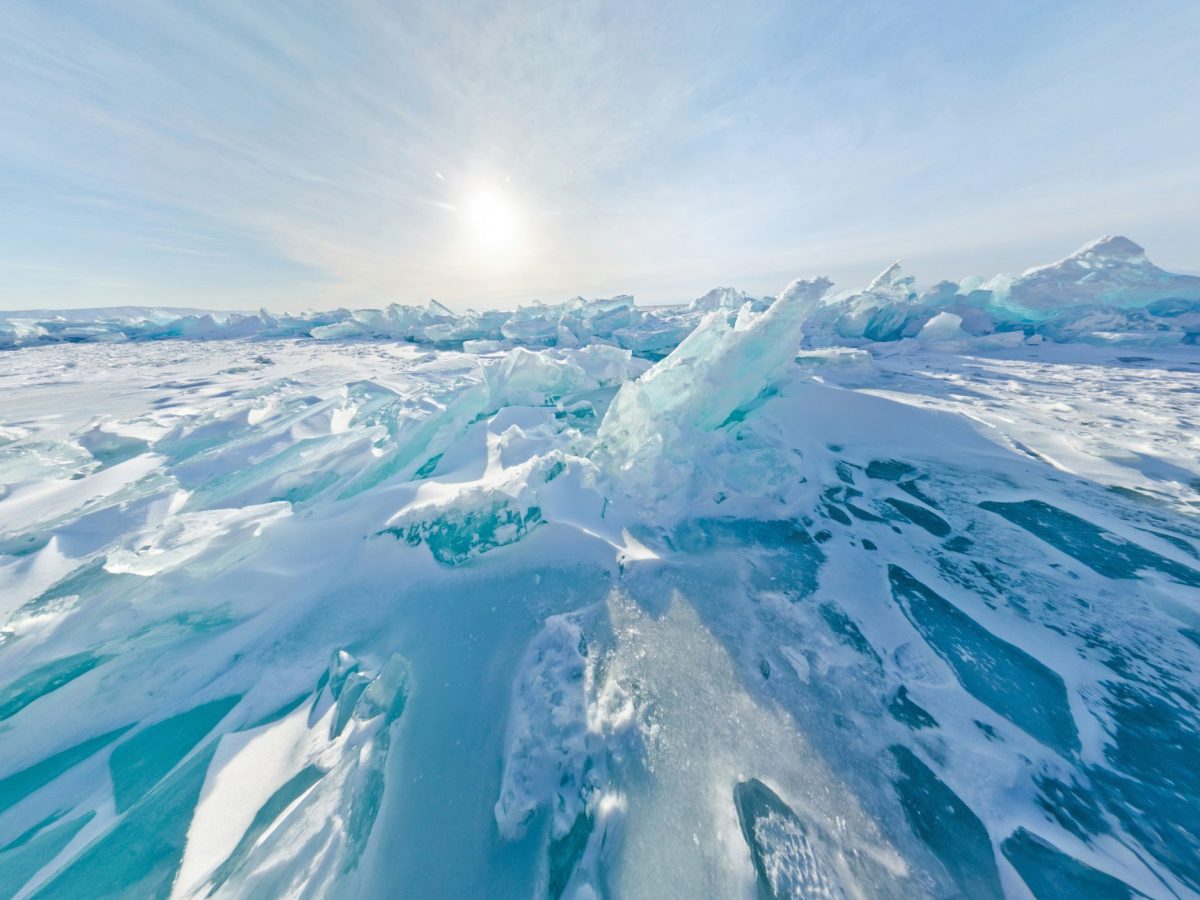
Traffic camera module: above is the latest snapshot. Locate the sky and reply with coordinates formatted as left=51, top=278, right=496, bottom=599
left=1, top=0, right=1198, bottom=312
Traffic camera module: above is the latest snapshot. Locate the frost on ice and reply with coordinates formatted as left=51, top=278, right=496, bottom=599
left=1, top=237, right=1199, bottom=898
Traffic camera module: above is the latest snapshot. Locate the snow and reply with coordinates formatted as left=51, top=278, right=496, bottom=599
left=1, top=240, right=1199, bottom=897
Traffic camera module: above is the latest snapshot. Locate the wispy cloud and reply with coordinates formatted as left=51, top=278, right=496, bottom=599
left=1, top=0, right=1197, bottom=309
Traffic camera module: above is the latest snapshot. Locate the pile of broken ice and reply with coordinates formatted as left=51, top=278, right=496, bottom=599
left=3, top=236, right=1198, bottom=352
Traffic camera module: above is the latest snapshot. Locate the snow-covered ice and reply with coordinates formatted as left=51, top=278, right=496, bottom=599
left=1, top=238, right=1199, bottom=898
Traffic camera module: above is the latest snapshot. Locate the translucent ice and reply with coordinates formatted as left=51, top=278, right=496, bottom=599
left=592, top=276, right=831, bottom=507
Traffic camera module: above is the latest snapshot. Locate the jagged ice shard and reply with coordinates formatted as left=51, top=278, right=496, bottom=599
left=1, top=237, right=1199, bottom=898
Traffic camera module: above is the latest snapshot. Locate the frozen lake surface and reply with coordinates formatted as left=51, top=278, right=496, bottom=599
left=1, top=286, right=1199, bottom=897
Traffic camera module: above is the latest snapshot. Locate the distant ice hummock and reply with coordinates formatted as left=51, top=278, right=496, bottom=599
left=3, top=235, right=1198, bottom=352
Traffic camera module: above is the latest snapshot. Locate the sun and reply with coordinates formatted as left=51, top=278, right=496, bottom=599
left=460, top=183, right=522, bottom=254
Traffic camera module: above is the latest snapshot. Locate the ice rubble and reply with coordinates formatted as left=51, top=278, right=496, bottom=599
left=1, top=240, right=1199, bottom=898
left=3, top=236, right=1198, bottom=352
left=593, top=277, right=830, bottom=508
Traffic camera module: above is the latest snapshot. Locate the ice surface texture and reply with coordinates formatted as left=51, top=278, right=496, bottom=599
left=3, top=236, right=1199, bottom=353
left=1, top=248, right=1199, bottom=897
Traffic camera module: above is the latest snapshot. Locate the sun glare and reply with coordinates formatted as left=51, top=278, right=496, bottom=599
left=460, top=183, right=522, bottom=254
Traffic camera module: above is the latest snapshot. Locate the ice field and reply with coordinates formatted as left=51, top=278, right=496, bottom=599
left=1, top=238, right=1199, bottom=898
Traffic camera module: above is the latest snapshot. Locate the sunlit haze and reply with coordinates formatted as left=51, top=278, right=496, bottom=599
left=459, top=181, right=526, bottom=260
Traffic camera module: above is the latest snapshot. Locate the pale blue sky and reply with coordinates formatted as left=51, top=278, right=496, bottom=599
left=2, top=0, right=1198, bottom=311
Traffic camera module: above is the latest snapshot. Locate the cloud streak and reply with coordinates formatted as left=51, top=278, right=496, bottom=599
left=1, top=0, right=1198, bottom=310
